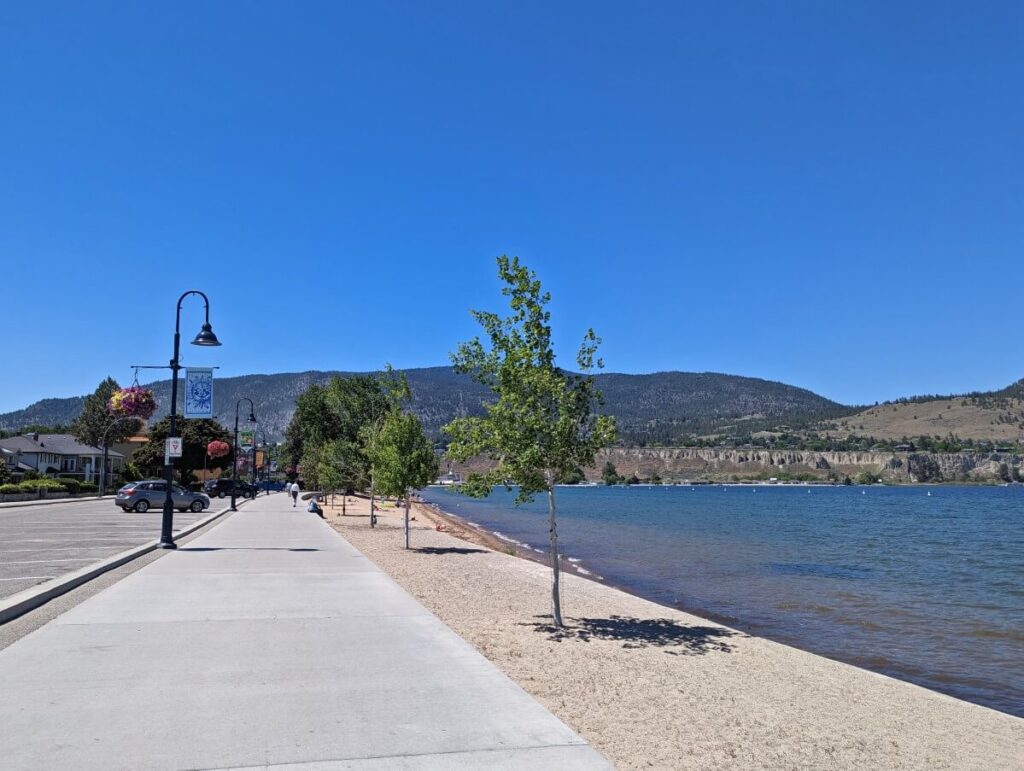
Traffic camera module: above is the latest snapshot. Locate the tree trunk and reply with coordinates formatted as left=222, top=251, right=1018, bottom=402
left=342, top=495, right=346, bottom=516
left=404, top=490, right=410, bottom=550
left=547, top=476, right=563, bottom=627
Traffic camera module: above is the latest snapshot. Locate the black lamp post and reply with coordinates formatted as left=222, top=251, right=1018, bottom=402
left=161, top=291, right=220, bottom=549
left=253, top=427, right=269, bottom=494
left=231, top=398, right=257, bottom=512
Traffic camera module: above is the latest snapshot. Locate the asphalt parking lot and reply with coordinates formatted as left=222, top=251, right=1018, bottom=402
left=0, top=499, right=213, bottom=601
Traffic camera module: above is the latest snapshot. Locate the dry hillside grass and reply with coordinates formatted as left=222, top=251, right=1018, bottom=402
left=829, top=397, right=1024, bottom=442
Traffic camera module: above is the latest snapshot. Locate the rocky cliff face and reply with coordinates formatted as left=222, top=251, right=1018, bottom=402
left=446, top=447, right=1022, bottom=483
left=589, top=447, right=1022, bottom=482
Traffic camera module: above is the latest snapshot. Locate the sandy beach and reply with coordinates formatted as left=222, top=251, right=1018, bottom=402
left=321, top=492, right=1023, bottom=770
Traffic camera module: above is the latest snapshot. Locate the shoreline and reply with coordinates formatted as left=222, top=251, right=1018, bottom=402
left=324, top=493, right=1023, bottom=769
left=416, top=497, right=752, bottom=632
left=418, top=489, right=1024, bottom=714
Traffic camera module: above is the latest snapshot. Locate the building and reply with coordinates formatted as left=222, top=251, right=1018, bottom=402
left=0, top=433, right=123, bottom=483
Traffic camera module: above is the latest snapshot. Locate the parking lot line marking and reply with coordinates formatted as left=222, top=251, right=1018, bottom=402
left=5, top=558, right=98, bottom=565
left=0, top=547, right=133, bottom=553
left=0, top=576, right=55, bottom=581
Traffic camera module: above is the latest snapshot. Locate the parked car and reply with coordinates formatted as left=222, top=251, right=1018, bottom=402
left=116, top=480, right=211, bottom=513
left=203, top=478, right=257, bottom=499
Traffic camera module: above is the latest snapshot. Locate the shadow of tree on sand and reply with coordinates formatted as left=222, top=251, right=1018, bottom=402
left=413, top=546, right=488, bottom=556
left=522, top=614, right=739, bottom=654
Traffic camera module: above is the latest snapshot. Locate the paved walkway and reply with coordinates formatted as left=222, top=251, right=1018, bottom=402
left=0, top=493, right=610, bottom=770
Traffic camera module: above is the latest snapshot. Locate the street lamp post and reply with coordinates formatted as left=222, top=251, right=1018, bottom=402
left=100, top=416, right=135, bottom=497
left=253, top=428, right=268, bottom=495
left=231, top=398, right=257, bottom=512
left=161, top=291, right=220, bottom=549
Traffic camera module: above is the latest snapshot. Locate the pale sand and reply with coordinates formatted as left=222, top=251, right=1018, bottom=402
left=322, top=494, right=1023, bottom=770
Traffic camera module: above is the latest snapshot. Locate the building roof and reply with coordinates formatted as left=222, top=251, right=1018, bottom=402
left=0, top=434, right=123, bottom=458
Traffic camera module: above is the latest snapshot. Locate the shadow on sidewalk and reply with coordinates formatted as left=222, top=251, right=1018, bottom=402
left=522, top=614, right=739, bottom=654
left=178, top=547, right=321, bottom=552
left=413, top=546, right=488, bottom=556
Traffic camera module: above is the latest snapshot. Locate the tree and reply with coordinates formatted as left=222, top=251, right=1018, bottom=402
left=133, top=418, right=232, bottom=483
left=70, top=378, right=141, bottom=448
left=856, top=470, right=881, bottom=485
left=367, top=411, right=437, bottom=549
left=0, top=455, right=9, bottom=484
left=284, top=368, right=411, bottom=526
left=444, top=256, right=616, bottom=626
left=556, top=465, right=587, bottom=485
left=601, top=461, right=621, bottom=486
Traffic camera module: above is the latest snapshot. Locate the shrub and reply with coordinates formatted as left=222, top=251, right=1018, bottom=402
left=79, top=482, right=98, bottom=493
left=0, top=483, right=20, bottom=494
left=58, top=478, right=82, bottom=493
left=18, top=478, right=66, bottom=492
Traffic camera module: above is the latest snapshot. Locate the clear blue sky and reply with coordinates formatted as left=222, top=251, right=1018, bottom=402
left=1, top=1, right=1021, bottom=413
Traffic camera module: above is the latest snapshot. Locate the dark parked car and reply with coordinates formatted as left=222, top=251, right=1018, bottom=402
left=203, top=478, right=257, bottom=499
left=116, top=480, right=210, bottom=513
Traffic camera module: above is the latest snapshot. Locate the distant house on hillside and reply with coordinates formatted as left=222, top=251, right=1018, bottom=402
left=0, top=433, right=123, bottom=482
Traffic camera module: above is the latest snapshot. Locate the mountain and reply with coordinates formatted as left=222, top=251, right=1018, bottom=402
left=821, top=380, right=1024, bottom=443
left=0, top=367, right=853, bottom=444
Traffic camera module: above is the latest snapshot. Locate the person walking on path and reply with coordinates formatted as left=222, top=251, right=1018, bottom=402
left=290, top=481, right=300, bottom=507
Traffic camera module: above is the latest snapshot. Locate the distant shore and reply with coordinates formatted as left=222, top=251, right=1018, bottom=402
left=325, top=494, right=1023, bottom=770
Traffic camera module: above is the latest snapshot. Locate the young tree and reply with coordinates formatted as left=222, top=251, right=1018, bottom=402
left=444, top=256, right=616, bottom=626
left=367, top=411, right=437, bottom=549
left=71, top=378, right=141, bottom=448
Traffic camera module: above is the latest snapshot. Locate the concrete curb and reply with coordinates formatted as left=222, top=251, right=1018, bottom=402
left=0, top=502, right=242, bottom=624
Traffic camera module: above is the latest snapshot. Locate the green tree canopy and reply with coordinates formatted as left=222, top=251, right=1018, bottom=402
left=70, top=378, right=141, bottom=448
left=368, top=410, right=437, bottom=548
left=444, top=255, right=616, bottom=625
left=283, top=367, right=413, bottom=520
left=133, top=417, right=232, bottom=483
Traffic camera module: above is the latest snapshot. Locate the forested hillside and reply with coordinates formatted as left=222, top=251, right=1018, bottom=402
left=0, top=367, right=853, bottom=444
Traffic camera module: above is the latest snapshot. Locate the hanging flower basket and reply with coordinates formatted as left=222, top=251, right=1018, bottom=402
left=207, top=440, right=230, bottom=459
left=109, top=386, right=157, bottom=419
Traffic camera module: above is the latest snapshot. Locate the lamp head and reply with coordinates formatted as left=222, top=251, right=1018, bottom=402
left=192, top=322, right=221, bottom=347
left=247, top=412, right=257, bottom=423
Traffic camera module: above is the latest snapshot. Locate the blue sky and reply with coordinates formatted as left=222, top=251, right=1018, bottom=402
left=1, top=1, right=1021, bottom=413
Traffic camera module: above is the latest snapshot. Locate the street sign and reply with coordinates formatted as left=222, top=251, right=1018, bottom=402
left=166, top=437, right=183, bottom=458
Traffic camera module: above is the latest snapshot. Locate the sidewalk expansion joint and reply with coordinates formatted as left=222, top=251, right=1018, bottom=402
left=202, top=741, right=592, bottom=770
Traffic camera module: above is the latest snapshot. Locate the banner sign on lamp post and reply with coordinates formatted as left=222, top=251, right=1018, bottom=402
left=165, top=437, right=183, bottom=464
left=184, top=368, right=214, bottom=418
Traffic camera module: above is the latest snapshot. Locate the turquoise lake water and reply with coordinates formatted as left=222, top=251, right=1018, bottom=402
left=419, top=484, right=1024, bottom=717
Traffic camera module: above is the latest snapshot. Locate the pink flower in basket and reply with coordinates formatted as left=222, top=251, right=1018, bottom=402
left=207, top=440, right=230, bottom=459
left=109, top=386, right=157, bottom=419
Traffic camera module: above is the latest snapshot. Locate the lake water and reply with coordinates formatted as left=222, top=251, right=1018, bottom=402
left=419, top=484, right=1024, bottom=717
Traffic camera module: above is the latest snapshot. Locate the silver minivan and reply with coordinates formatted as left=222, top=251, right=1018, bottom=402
left=116, top=480, right=210, bottom=513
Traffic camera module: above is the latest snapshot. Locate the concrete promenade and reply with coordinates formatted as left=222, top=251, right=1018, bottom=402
left=0, top=493, right=610, bottom=770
